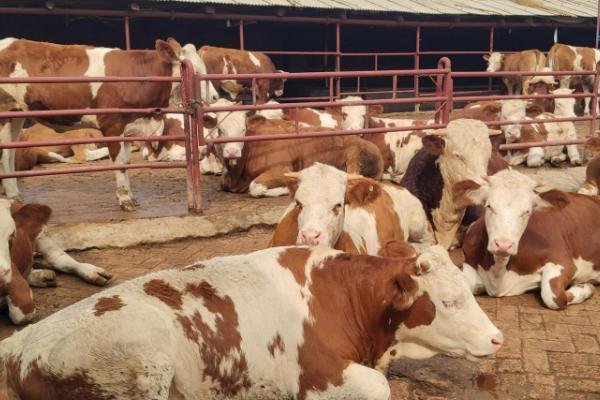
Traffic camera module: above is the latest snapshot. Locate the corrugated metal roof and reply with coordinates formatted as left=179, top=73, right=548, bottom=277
left=145, top=0, right=596, bottom=17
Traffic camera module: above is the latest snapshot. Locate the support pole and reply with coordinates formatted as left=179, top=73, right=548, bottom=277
left=591, top=61, right=600, bottom=137
left=124, top=16, right=131, bottom=50
left=488, top=27, right=494, bottom=91
left=181, top=60, right=202, bottom=213
left=414, top=26, right=421, bottom=111
left=336, top=23, right=341, bottom=98
left=596, top=0, right=600, bottom=48
left=239, top=19, right=245, bottom=50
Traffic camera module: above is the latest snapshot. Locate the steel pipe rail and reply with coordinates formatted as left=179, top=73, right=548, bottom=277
left=500, top=138, right=590, bottom=150
left=0, top=107, right=184, bottom=119
left=453, top=70, right=597, bottom=78
left=0, top=135, right=186, bottom=149
left=0, top=76, right=180, bottom=84
left=197, top=68, right=448, bottom=81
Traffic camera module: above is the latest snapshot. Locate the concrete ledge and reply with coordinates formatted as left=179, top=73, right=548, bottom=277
left=48, top=205, right=288, bottom=251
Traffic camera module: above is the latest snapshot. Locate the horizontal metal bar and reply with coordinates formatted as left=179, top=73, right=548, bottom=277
left=499, top=138, right=589, bottom=150
left=199, top=68, right=448, bottom=81
left=0, top=161, right=186, bottom=179
left=485, top=115, right=593, bottom=126
left=0, top=135, right=185, bottom=149
left=455, top=92, right=594, bottom=102
left=0, top=107, right=184, bottom=119
left=207, top=123, right=445, bottom=145
left=0, top=75, right=179, bottom=84
left=453, top=70, right=596, bottom=78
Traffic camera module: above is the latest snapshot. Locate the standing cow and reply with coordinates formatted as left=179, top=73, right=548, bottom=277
left=0, top=37, right=218, bottom=210
left=0, top=245, right=502, bottom=399
left=484, top=50, right=546, bottom=95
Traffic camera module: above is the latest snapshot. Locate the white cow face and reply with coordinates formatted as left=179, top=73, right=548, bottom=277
left=552, top=88, right=576, bottom=117
left=341, top=96, right=367, bottom=130
left=500, top=100, right=527, bottom=142
left=209, top=98, right=252, bottom=160
left=386, top=246, right=502, bottom=364
left=484, top=52, right=503, bottom=73
left=284, top=164, right=348, bottom=246
left=0, top=200, right=15, bottom=287
left=453, top=170, right=556, bottom=256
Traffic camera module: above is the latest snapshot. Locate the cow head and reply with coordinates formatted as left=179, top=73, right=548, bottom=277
left=483, top=52, right=503, bottom=72
left=500, top=100, right=527, bottom=142
left=381, top=246, right=502, bottom=367
left=155, top=38, right=219, bottom=104
left=453, top=169, right=563, bottom=256
left=552, top=88, right=576, bottom=117
left=270, top=70, right=287, bottom=98
left=340, top=96, right=383, bottom=130
left=282, top=163, right=349, bottom=246
left=204, top=98, right=255, bottom=161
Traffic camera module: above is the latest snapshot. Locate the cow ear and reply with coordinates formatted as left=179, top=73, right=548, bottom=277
left=155, top=39, right=179, bottom=63
left=421, top=135, right=445, bottom=156
left=202, top=114, right=218, bottom=130
left=12, top=204, right=51, bottom=240
left=346, top=178, right=381, bottom=207
left=391, top=273, right=418, bottom=311
left=246, top=115, right=267, bottom=131
left=379, top=240, right=417, bottom=260
left=282, top=172, right=299, bottom=197
left=534, top=189, right=570, bottom=210
left=483, top=54, right=490, bottom=61
left=452, top=179, right=488, bottom=207
left=166, top=37, right=182, bottom=57
left=368, top=104, right=384, bottom=116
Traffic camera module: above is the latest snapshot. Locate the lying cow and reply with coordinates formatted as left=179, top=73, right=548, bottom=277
left=282, top=107, right=341, bottom=129
left=484, top=50, right=546, bottom=95
left=14, top=124, right=108, bottom=171
left=269, top=163, right=435, bottom=254
left=221, top=115, right=383, bottom=197
left=547, top=43, right=600, bottom=115
left=400, top=119, right=493, bottom=250
left=0, top=245, right=502, bottom=399
left=199, top=46, right=286, bottom=103
left=500, top=96, right=580, bottom=167
left=457, top=169, right=600, bottom=310
left=0, top=37, right=218, bottom=210
left=0, top=200, right=112, bottom=325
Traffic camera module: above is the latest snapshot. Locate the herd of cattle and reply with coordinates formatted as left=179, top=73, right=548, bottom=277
left=0, top=36, right=598, bottom=399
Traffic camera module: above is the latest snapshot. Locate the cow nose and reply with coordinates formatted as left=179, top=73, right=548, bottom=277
left=0, top=268, right=11, bottom=282
left=224, top=148, right=240, bottom=159
left=299, top=229, right=322, bottom=245
left=494, top=240, right=514, bottom=252
left=491, top=332, right=504, bottom=348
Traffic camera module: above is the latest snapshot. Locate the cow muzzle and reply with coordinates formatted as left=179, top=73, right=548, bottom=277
left=223, top=146, right=242, bottom=160
left=298, top=229, right=323, bottom=246
left=504, top=128, right=521, bottom=143
left=0, top=268, right=12, bottom=287
left=490, top=239, right=517, bottom=256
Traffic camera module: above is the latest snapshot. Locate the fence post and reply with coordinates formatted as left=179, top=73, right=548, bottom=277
left=488, top=27, right=494, bottom=92
left=124, top=17, right=131, bottom=50
left=443, top=57, right=453, bottom=124
left=335, top=23, right=341, bottom=98
left=591, top=61, right=600, bottom=138
left=414, top=26, right=421, bottom=112
left=180, top=60, right=203, bottom=213
left=239, top=19, right=245, bottom=50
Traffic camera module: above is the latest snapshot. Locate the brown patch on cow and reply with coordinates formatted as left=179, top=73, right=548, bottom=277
left=538, top=190, right=571, bottom=209
left=269, top=206, right=300, bottom=247
left=267, top=333, right=286, bottom=357
left=143, top=279, right=183, bottom=310
left=346, top=177, right=382, bottom=208
left=379, top=240, right=417, bottom=259
left=177, top=314, right=199, bottom=341
left=452, top=180, right=482, bottom=208
left=276, top=247, right=310, bottom=286
left=335, top=231, right=360, bottom=254
left=400, top=292, right=436, bottom=328
left=186, top=281, right=216, bottom=299
left=93, top=295, right=125, bottom=316
left=5, top=357, right=115, bottom=400
left=12, top=204, right=51, bottom=241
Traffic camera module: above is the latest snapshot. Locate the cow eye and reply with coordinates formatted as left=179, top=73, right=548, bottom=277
left=342, top=112, right=348, bottom=119
left=442, top=300, right=459, bottom=308
left=485, top=204, right=494, bottom=213
left=453, top=152, right=463, bottom=161
left=521, top=210, right=531, bottom=217
left=295, top=200, right=303, bottom=210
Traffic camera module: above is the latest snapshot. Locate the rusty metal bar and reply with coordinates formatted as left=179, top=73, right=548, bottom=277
left=374, top=55, right=379, bottom=71
left=0, top=162, right=186, bottom=179
left=189, top=66, right=204, bottom=213
left=392, top=75, right=398, bottom=99
left=455, top=92, right=593, bottom=102
left=239, top=19, right=245, bottom=50
left=0, top=107, right=182, bottom=119
left=453, top=70, right=596, bottom=78
left=0, top=76, right=179, bottom=83
left=591, top=61, right=600, bottom=136
left=414, top=26, right=421, bottom=112
left=0, top=135, right=185, bottom=149
left=335, top=23, right=341, bottom=98
left=500, top=138, right=589, bottom=150
left=488, top=27, right=494, bottom=92
left=181, top=59, right=200, bottom=212
left=442, top=58, right=453, bottom=123
left=124, top=16, right=131, bottom=49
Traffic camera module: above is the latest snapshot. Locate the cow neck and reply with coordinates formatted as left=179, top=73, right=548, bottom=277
left=221, top=146, right=250, bottom=192
left=302, top=254, right=413, bottom=367
left=432, top=157, right=466, bottom=249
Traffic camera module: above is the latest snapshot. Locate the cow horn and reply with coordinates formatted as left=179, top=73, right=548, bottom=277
left=346, top=173, right=364, bottom=180
left=428, top=128, right=447, bottom=136
left=283, top=172, right=299, bottom=179
left=488, top=128, right=503, bottom=136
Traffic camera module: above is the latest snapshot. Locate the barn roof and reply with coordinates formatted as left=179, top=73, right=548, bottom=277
left=144, top=0, right=596, bottom=18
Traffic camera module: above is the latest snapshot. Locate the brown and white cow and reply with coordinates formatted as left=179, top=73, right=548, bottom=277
left=525, top=70, right=557, bottom=113
left=0, top=245, right=502, bottom=399
left=0, top=200, right=112, bottom=325
left=221, top=115, right=383, bottom=197
left=282, top=107, right=342, bottom=129
left=14, top=123, right=108, bottom=171
left=484, top=50, right=546, bottom=95
left=0, top=37, right=218, bottom=210
left=199, top=46, right=286, bottom=103
left=457, top=169, right=600, bottom=310
left=269, top=163, right=435, bottom=255
left=400, top=119, right=493, bottom=250
left=547, top=43, right=600, bottom=115
left=578, top=137, right=600, bottom=196
left=500, top=96, right=580, bottom=167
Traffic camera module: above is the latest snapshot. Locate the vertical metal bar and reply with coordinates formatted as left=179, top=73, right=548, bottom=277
left=414, top=26, right=421, bottom=112
left=488, top=27, right=494, bottom=91
left=596, top=0, right=600, bottom=49
left=443, top=57, right=453, bottom=124
left=591, top=61, right=600, bottom=137
left=252, top=78, right=257, bottom=105
left=357, top=76, right=361, bottom=95
left=181, top=60, right=202, bottom=213
left=392, top=75, right=398, bottom=99
left=239, top=19, right=245, bottom=50
left=329, top=77, right=334, bottom=101
left=294, top=107, right=299, bottom=134
left=335, top=23, right=341, bottom=98
left=374, top=55, right=379, bottom=71
left=434, top=57, right=446, bottom=124
left=124, top=16, right=131, bottom=50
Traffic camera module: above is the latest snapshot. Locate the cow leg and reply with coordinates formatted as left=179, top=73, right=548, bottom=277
left=249, top=167, right=292, bottom=197
left=312, top=363, right=390, bottom=400
left=579, top=180, right=599, bottom=195
left=583, top=85, right=592, bottom=116
left=566, top=144, right=582, bottom=166
left=27, top=269, right=57, bottom=288
left=503, top=79, right=513, bottom=96
left=462, top=263, right=486, bottom=295
left=540, top=262, right=581, bottom=310
left=35, top=228, right=113, bottom=286
left=526, top=147, right=545, bottom=167
left=107, top=139, right=137, bottom=210
left=200, top=153, right=223, bottom=175
left=45, top=151, right=78, bottom=164
left=5, top=267, right=35, bottom=325
left=522, top=79, right=531, bottom=96
left=85, top=146, right=110, bottom=162
left=0, top=118, right=24, bottom=200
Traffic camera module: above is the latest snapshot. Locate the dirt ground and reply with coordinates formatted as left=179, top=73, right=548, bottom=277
left=1, top=226, right=600, bottom=400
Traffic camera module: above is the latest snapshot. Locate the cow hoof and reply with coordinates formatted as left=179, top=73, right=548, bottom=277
left=570, top=159, right=583, bottom=166
left=120, top=199, right=137, bottom=211
left=81, top=265, right=114, bottom=286
left=28, top=269, right=57, bottom=288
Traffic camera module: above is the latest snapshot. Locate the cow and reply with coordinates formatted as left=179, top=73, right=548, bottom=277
left=484, top=50, right=547, bottom=95
left=578, top=137, right=600, bottom=195
left=0, top=37, right=219, bottom=210
left=221, top=115, right=383, bottom=197
left=400, top=119, right=494, bottom=250
left=257, top=99, right=284, bottom=119
left=547, top=43, right=600, bottom=115
left=500, top=96, right=581, bottom=167
left=525, top=70, right=557, bottom=113
left=269, top=163, right=435, bottom=255
left=14, top=123, right=108, bottom=171
left=0, top=199, right=112, bottom=325
left=339, top=95, right=383, bottom=131
left=0, top=244, right=502, bottom=399
left=282, top=107, right=342, bottom=129
left=198, top=46, right=286, bottom=104
left=456, top=169, right=600, bottom=310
